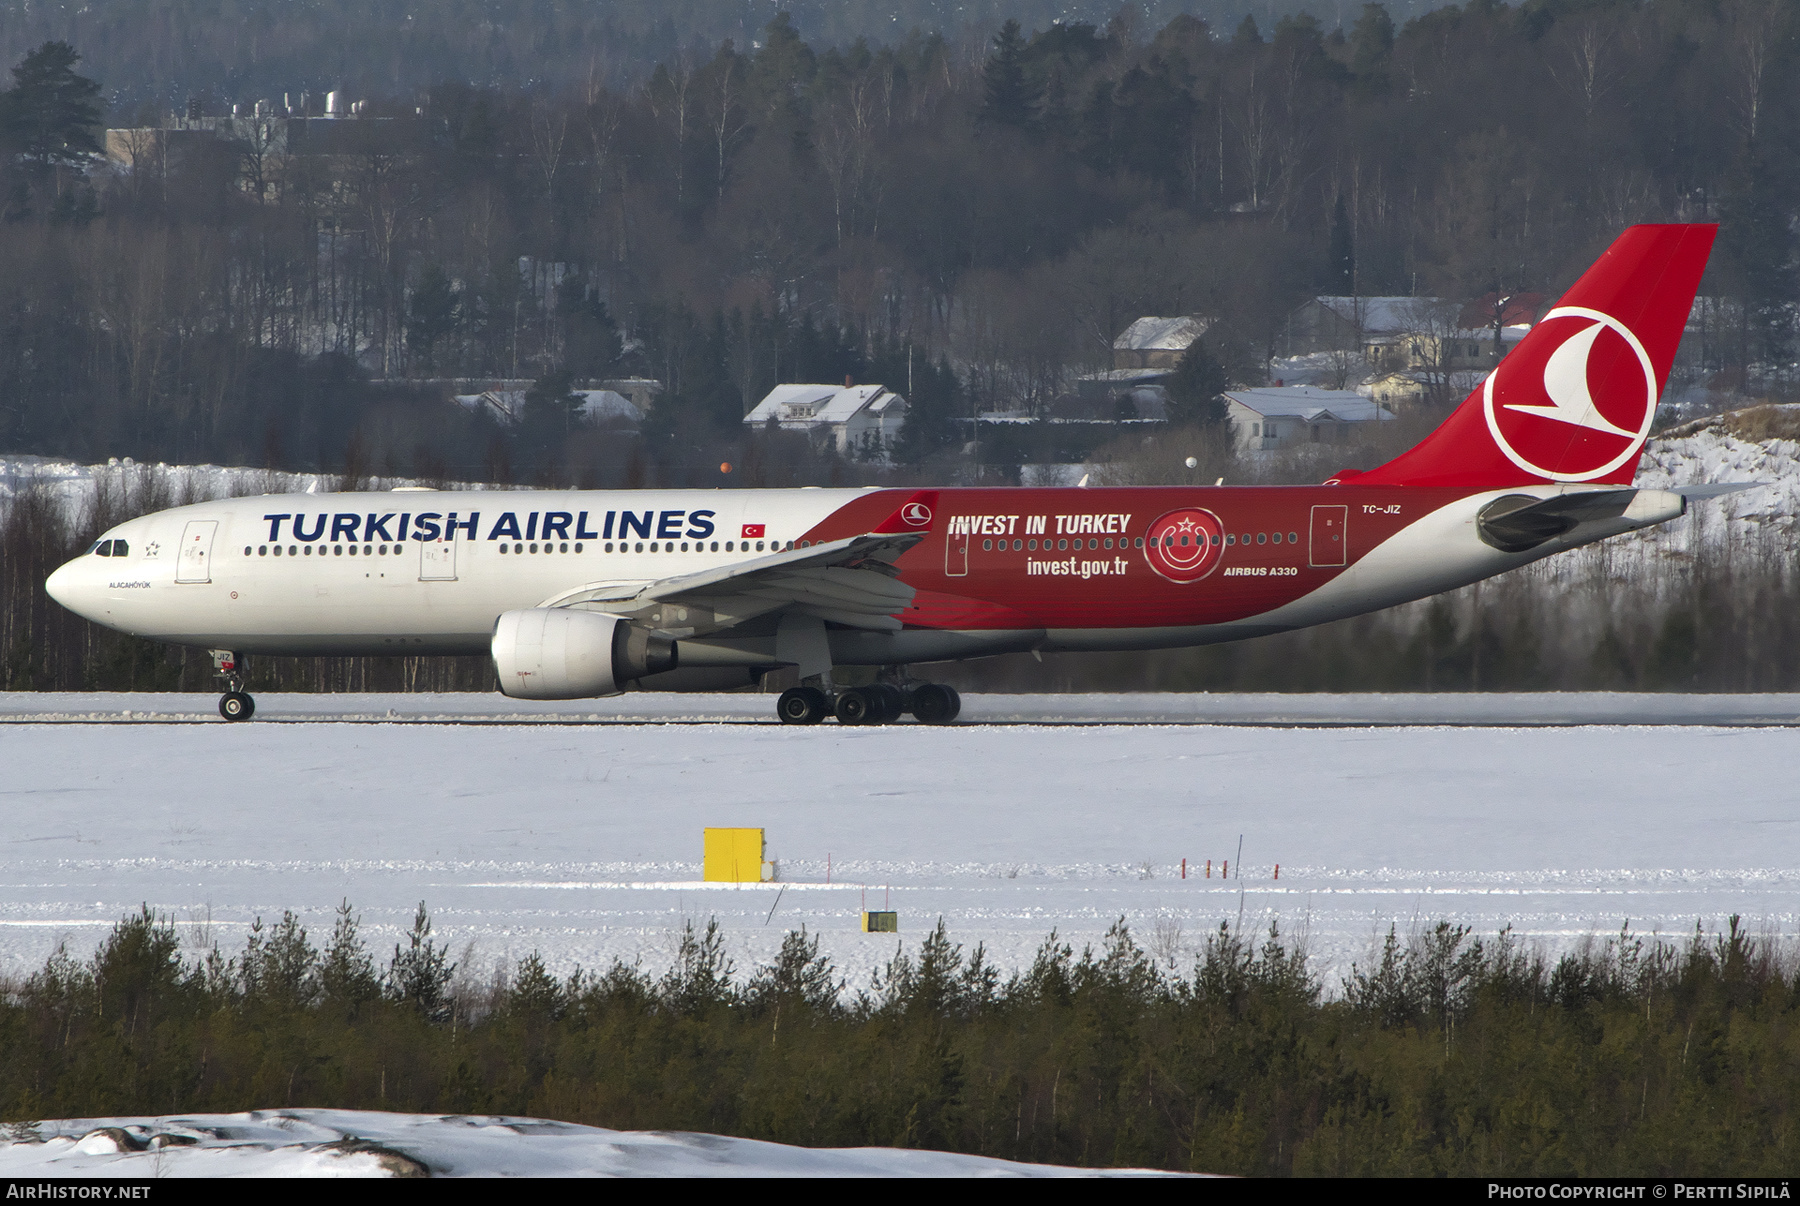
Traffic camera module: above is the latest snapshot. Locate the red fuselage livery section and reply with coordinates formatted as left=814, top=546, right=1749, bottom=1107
left=45, top=225, right=1722, bottom=724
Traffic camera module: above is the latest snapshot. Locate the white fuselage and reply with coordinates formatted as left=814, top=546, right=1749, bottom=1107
left=48, top=488, right=874, bottom=656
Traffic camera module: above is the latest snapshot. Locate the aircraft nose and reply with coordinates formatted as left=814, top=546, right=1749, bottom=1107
left=45, top=558, right=92, bottom=618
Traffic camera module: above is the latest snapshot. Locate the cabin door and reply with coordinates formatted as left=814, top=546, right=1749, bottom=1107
left=419, top=535, right=457, bottom=581
left=175, top=520, right=217, bottom=583
left=1308, top=505, right=1348, bottom=568
left=944, top=525, right=968, bottom=577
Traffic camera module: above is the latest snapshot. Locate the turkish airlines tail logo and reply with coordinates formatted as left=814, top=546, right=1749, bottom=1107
left=1484, top=305, right=1658, bottom=482
left=1507, top=319, right=1640, bottom=438
left=1353, top=224, right=1716, bottom=490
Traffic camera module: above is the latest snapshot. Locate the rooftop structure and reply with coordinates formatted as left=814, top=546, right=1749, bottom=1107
left=1223, top=386, right=1394, bottom=452
left=451, top=387, right=647, bottom=428
left=743, top=383, right=906, bottom=457
left=1111, top=316, right=1209, bottom=371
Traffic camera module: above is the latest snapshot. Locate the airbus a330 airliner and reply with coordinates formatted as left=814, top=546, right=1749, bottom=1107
left=48, top=224, right=1731, bottom=724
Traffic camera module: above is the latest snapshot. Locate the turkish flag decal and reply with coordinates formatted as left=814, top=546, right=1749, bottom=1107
left=741, top=523, right=766, bottom=539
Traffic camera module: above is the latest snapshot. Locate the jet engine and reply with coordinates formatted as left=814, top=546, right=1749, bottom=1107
left=491, top=608, right=677, bottom=700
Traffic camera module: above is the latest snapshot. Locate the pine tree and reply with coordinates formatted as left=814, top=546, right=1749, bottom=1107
left=1716, top=145, right=1797, bottom=373
left=1349, top=3, right=1396, bottom=83
left=406, top=264, right=461, bottom=373
left=1165, top=340, right=1229, bottom=427
left=389, top=901, right=456, bottom=1020
left=321, top=899, right=381, bottom=1007
left=980, top=20, right=1033, bottom=129
left=1, top=42, right=102, bottom=177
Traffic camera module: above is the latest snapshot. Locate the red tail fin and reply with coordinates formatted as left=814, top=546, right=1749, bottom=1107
left=1352, top=224, right=1715, bottom=489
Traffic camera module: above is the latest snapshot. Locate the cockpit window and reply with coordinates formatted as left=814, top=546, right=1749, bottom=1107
left=89, top=540, right=107, bottom=555
left=111, top=540, right=128, bottom=557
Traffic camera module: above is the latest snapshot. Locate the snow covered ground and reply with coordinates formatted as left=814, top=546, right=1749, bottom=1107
left=0, top=454, right=514, bottom=522
left=0, top=1110, right=1168, bottom=1177
left=2, top=696, right=1798, bottom=991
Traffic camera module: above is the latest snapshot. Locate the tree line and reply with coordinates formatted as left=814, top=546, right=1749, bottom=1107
left=2, top=901, right=1795, bottom=1175
left=0, top=1, right=1453, bottom=108
left=0, top=0, right=1794, bottom=490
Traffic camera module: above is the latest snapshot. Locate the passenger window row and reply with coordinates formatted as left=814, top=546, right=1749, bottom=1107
left=981, top=531, right=1302, bottom=553
left=245, top=544, right=408, bottom=557
left=587, top=539, right=783, bottom=555
left=238, top=538, right=805, bottom=560
left=986, top=537, right=1144, bottom=552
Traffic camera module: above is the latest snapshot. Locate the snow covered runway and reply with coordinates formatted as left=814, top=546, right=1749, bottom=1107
left=2, top=693, right=1797, bottom=987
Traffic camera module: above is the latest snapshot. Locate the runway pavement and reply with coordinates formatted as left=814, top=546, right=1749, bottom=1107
left=3, top=690, right=1800, bottom=726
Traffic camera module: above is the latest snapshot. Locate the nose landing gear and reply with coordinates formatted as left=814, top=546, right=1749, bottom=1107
left=211, top=650, right=255, bottom=721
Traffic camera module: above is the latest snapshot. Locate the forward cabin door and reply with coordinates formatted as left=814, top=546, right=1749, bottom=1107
left=419, top=533, right=457, bottom=581
left=175, top=520, right=217, bottom=583
left=1309, top=505, right=1348, bottom=568
left=944, top=521, right=969, bottom=577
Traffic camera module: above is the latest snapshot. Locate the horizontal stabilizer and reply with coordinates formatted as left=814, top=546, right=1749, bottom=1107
left=1477, top=488, right=1685, bottom=553
left=1669, top=481, right=1765, bottom=499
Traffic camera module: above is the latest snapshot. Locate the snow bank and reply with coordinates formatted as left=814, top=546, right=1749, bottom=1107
left=0, top=1110, right=1175, bottom=1178
left=0, top=454, right=517, bottom=523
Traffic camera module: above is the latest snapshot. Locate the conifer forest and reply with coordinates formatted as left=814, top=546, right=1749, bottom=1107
left=3, top=903, right=1796, bottom=1176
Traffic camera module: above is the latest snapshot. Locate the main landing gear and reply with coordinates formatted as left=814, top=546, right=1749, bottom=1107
left=211, top=649, right=255, bottom=721
left=775, top=679, right=961, bottom=726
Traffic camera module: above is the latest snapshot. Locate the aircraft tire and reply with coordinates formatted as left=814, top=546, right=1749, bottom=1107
left=219, top=691, right=255, bottom=721
left=776, top=686, right=828, bottom=725
left=834, top=688, right=874, bottom=725
left=869, top=683, right=905, bottom=722
left=910, top=683, right=960, bottom=725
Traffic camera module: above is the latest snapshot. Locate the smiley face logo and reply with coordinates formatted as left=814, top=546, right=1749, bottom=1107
left=1143, top=508, right=1225, bottom=583
left=1483, top=305, right=1658, bottom=482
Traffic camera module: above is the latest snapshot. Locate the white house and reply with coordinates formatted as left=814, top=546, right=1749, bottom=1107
left=1111, top=315, right=1209, bottom=370
left=743, top=383, right=906, bottom=455
left=1075, top=315, right=1210, bottom=411
left=1223, top=386, right=1394, bottom=452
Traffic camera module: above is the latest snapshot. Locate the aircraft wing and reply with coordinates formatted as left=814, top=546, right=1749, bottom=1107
left=536, top=530, right=927, bottom=635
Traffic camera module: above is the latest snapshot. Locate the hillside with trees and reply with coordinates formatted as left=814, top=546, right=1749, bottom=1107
left=0, top=0, right=1458, bottom=106
left=0, top=1, right=1791, bottom=485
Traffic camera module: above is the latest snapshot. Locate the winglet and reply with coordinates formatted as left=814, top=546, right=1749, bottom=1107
left=871, top=490, right=939, bottom=534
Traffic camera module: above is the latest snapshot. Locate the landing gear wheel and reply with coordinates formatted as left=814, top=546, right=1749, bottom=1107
left=868, top=683, right=905, bottom=723
left=776, top=686, right=829, bottom=725
left=910, top=684, right=961, bottom=724
left=219, top=691, right=255, bottom=721
left=834, top=687, right=876, bottom=725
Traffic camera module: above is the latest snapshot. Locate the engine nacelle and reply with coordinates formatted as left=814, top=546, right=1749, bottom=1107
left=491, top=609, right=678, bottom=700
